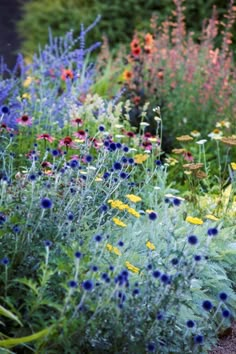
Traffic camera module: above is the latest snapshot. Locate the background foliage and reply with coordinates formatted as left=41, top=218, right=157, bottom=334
left=18, top=0, right=234, bottom=56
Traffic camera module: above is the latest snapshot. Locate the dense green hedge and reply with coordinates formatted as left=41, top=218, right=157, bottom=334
left=18, top=0, right=232, bottom=56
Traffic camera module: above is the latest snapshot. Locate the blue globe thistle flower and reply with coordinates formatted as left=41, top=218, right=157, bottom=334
left=109, top=143, right=117, bottom=151
left=100, top=204, right=108, bottom=213
left=82, top=279, right=94, bottom=291
left=67, top=212, right=74, bottom=221
left=120, top=172, right=128, bottom=179
left=173, top=198, right=181, bottom=206
left=91, top=265, right=98, bottom=272
left=188, top=235, right=198, bottom=245
left=164, top=198, right=170, bottom=204
left=160, top=274, right=170, bottom=284
left=75, top=251, right=82, bottom=259
left=186, top=320, right=195, bottom=328
left=149, top=212, right=157, bottom=221
left=101, top=273, right=109, bottom=280
left=1, top=257, right=10, bottom=265
left=118, top=240, right=124, bottom=247
left=43, top=240, right=52, bottom=247
left=116, top=142, right=122, bottom=149
left=99, top=125, right=105, bottom=131
left=156, top=311, right=164, bottom=320
left=94, top=234, right=102, bottom=242
left=104, top=141, right=110, bottom=147
left=103, top=172, right=110, bottom=180
left=105, top=277, right=111, bottom=283
left=222, top=309, right=231, bottom=318
left=69, top=159, right=79, bottom=168
left=40, top=197, right=53, bottom=209
left=121, top=156, right=128, bottom=164
left=12, top=225, right=20, bottom=233
left=132, top=288, right=140, bottom=296
left=171, top=258, right=179, bottom=266
left=80, top=175, right=87, bottom=180
left=0, top=214, right=6, bottom=225
left=68, top=280, right=78, bottom=288
left=85, top=155, right=93, bottom=163
left=122, top=270, right=129, bottom=279
left=123, top=146, right=129, bottom=153
left=147, top=264, right=153, bottom=270
left=113, top=162, right=122, bottom=170
left=155, top=160, right=162, bottom=166
left=219, top=292, right=228, bottom=302
left=152, top=270, right=161, bottom=278
left=202, top=300, right=213, bottom=311
left=109, top=265, right=114, bottom=271
left=194, top=255, right=202, bottom=262
left=1, top=106, right=9, bottom=114
left=194, top=334, right=204, bottom=344
left=128, top=158, right=134, bottom=165
left=207, top=228, right=218, bottom=236
left=28, top=173, right=37, bottom=181
left=147, top=342, right=156, bottom=352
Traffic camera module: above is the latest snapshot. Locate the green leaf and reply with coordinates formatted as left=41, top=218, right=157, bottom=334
left=16, top=278, right=39, bottom=296
left=0, top=306, right=23, bottom=327
left=0, top=327, right=52, bottom=348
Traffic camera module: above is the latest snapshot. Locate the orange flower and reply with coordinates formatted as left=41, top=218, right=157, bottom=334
left=145, top=33, right=153, bottom=46
left=123, top=70, right=132, bottom=81
left=157, top=69, right=164, bottom=80
left=61, top=68, right=74, bottom=81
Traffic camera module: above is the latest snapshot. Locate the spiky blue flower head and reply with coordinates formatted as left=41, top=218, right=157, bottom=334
left=188, top=235, right=198, bottom=245
left=67, top=212, right=74, bottom=221
left=12, top=225, right=20, bottom=233
left=103, top=172, right=110, bottom=180
left=152, top=270, right=161, bottom=278
left=119, top=172, right=128, bottom=179
left=171, top=257, right=179, bottom=266
left=202, top=300, right=213, bottom=311
left=194, top=334, right=204, bottom=344
left=116, top=142, right=122, bottom=149
left=173, top=198, right=181, bottom=206
left=40, top=197, right=53, bottom=209
left=51, top=149, right=59, bottom=156
left=118, top=240, right=124, bottom=247
left=207, top=228, right=218, bottom=236
left=186, top=320, right=195, bottom=328
left=91, top=265, right=98, bottom=272
left=113, top=162, right=122, bottom=170
left=85, top=155, right=93, bottom=163
left=132, top=288, right=140, bottom=296
left=155, top=159, right=162, bottom=166
left=94, top=234, right=102, bottom=242
left=1, top=256, right=10, bottom=265
left=43, top=240, right=52, bottom=247
left=28, top=173, right=37, bottom=181
left=69, top=159, right=79, bottom=168
left=156, top=311, right=164, bottom=320
left=121, top=156, right=128, bottom=164
left=75, top=251, right=82, bottom=259
left=0, top=214, right=6, bottom=225
left=98, top=125, right=105, bottom=131
left=1, top=106, right=9, bottom=114
left=100, top=204, right=108, bottom=213
left=160, top=273, right=170, bottom=284
left=222, top=309, right=231, bottom=318
left=123, top=146, right=129, bottom=153
left=149, top=212, right=157, bottom=221
left=128, top=158, right=134, bottom=165
left=194, top=255, right=202, bottom=262
left=68, top=280, right=78, bottom=288
left=147, top=342, right=156, bottom=352
left=109, top=142, right=117, bottom=151
left=82, top=279, right=94, bottom=291
left=219, top=292, right=228, bottom=302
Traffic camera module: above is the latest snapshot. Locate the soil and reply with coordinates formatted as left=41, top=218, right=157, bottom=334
left=209, top=322, right=236, bottom=354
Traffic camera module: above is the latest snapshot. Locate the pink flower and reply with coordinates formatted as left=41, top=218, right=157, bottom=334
left=74, top=130, right=87, bottom=140
left=37, top=133, right=55, bottom=143
left=16, top=115, right=32, bottom=126
left=71, top=118, right=83, bottom=126
left=59, top=136, right=77, bottom=148
left=183, top=151, right=194, bottom=162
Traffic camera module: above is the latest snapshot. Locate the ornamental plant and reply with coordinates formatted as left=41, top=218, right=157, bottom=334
left=0, top=22, right=235, bottom=354
left=96, top=0, right=236, bottom=149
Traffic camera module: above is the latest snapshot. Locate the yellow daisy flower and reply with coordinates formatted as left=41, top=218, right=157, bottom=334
left=146, top=240, right=156, bottom=251
left=186, top=216, right=204, bottom=225
left=112, top=217, right=127, bottom=227
left=126, top=194, right=142, bottom=203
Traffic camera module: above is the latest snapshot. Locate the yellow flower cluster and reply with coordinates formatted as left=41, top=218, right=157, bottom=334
left=126, top=194, right=142, bottom=203
left=106, top=243, right=122, bottom=256
left=125, top=261, right=140, bottom=274
left=134, top=154, right=149, bottom=164
left=205, top=214, right=219, bottom=221
left=23, top=76, right=33, bottom=88
left=146, top=240, right=156, bottom=250
left=112, top=217, right=127, bottom=227
left=108, top=200, right=140, bottom=218
left=231, top=162, right=236, bottom=171
left=186, top=216, right=204, bottom=225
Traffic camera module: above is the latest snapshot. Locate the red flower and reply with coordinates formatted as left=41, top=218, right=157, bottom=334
left=61, top=69, right=74, bottom=81
left=59, top=136, right=77, bottom=148
left=71, top=118, right=83, bottom=126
